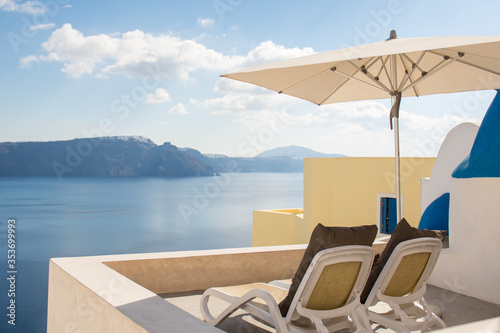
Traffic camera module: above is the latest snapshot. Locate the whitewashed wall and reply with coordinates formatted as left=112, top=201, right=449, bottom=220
left=420, top=123, right=479, bottom=214
left=429, top=178, right=500, bottom=305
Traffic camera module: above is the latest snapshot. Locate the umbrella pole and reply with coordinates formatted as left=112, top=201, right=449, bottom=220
left=394, top=113, right=402, bottom=222
left=391, top=51, right=402, bottom=222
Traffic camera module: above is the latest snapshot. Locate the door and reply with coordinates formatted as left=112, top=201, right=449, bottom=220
left=380, top=197, right=397, bottom=234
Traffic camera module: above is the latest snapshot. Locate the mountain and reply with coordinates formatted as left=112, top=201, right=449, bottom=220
left=228, top=156, right=303, bottom=173
left=0, top=138, right=345, bottom=178
left=255, top=145, right=346, bottom=159
left=141, top=143, right=213, bottom=177
left=181, top=145, right=344, bottom=174
left=0, top=137, right=214, bottom=179
left=181, top=148, right=303, bottom=173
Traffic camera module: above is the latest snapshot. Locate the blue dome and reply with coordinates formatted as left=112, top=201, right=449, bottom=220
left=419, top=193, right=450, bottom=232
left=453, top=90, right=500, bottom=178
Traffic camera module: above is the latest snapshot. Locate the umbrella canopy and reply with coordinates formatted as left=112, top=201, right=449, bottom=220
left=221, top=31, right=500, bottom=222
left=222, top=32, right=500, bottom=105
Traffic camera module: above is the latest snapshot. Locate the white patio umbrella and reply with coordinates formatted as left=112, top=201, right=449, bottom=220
left=221, top=30, right=500, bottom=222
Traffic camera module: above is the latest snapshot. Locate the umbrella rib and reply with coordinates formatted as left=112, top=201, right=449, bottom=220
left=401, top=53, right=462, bottom=93
left=348, top=59, right=392, bottom=93
left=318, top=64, right=363, bottom=105
left=397, top=54, right=419, bottom=97
left=318, top=64, right=389, bottom=105
left=380, top=55, right=395, bottom=91
left=420, top=57, right=450, bottom=78
left=366, top=56, right=393, bottom=89
left=455, top=58, right=500, bottom=76
left=364, top=56, right=382, bottom=71
left=398, top=52, right=427, bottom=94
left=369, top=56, right=389, bottom=88
left=338, top=74, right=389, bottom=94
left=375, top=57, right=386, bottom=79
left=402, top=51, right=427, bottom=76
left=440, top=49, right=500, bottom=64
left=317, top=75, right=351, bottom=105
left=278, top=67, right=337, bottom=95
left=428, top=49, right=500, bottom=78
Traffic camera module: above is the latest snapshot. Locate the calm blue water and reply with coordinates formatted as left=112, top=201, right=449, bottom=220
left=0, top=173, right=303, bottom=332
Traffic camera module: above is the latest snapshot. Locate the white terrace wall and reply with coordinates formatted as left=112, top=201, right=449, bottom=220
left=429, top=178, right=500, bottom=305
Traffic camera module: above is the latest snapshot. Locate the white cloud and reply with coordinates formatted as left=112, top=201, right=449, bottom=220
left=145, top=88, right=171, bottom=104
left=197, top=79, right=477, bottom=157
left=306, top=123, right=394, bottom=156
left=241, top=41, right=314, bottom=66
left=29, top=23, right=56, bottom=31
left=21, top=24, right=315, bottom=79
left=231, top=108, right=293, bottom=131
left=27, top=24, right=120, bottom=78
left=167, top=103, right=188, bottom=114
left=196, top=76, right=315, bottom=122
left=304, top=106, right=478, bottom=157
left=198, top=76, right=390, bottom=129
left=192, top=93, right=271, bottom=114
left=19, top=54, right=38, bottom=67
left=22, top=24, right=230, bottom=79
left=197, top=17, right=214, bottom=27
left=0, top=0, right=45, bottom=14
left=319, top=101, right=387, bottom=120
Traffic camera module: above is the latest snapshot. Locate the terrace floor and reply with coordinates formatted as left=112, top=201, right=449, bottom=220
left=163, top=284, right=500, bottom=332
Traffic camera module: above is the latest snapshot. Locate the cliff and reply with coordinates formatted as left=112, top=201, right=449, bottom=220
left=0, top=137, right=344, bottom=178
left=0, top=136, right=214, bottom=178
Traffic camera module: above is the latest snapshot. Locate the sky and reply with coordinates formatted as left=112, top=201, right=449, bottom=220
left=1, top=0, right=500, bottom=157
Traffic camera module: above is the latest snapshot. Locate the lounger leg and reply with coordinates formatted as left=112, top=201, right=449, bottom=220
left=200, top=288, right=289, bottom=333
left=419, top=297, right=447, bottom=330
left=432, top=314, right=447, bottom=329
left=352, top=306, right=372, bottom=333
left=310, top=315, right=329, bottom=333
left=368, top=311, right=411, bottom=333
left=200, top=291, right=233, bottom=326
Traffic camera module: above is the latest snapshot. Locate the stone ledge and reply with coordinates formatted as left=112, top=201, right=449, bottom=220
left=47, top=245, right=307, bottom=332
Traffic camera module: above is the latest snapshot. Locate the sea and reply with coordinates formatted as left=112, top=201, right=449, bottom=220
left=0, top=173, right=303, bottom=332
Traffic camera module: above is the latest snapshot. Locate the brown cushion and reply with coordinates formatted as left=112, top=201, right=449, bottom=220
left=360, top=218, right=443, bottom=304
left=278, top=223, right=377, bottom=316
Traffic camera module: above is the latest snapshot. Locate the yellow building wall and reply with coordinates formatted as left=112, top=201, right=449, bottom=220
left=304, top=157, right=435, bottom=234
left=253, top=157, right=435, bottom=246
left=252, top=209, right=306, bottom=247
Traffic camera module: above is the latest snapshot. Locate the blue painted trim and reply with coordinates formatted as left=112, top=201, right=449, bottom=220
left=419, top=193, right=450, bottom=232
left=453, top=90, right=500, bottom=178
